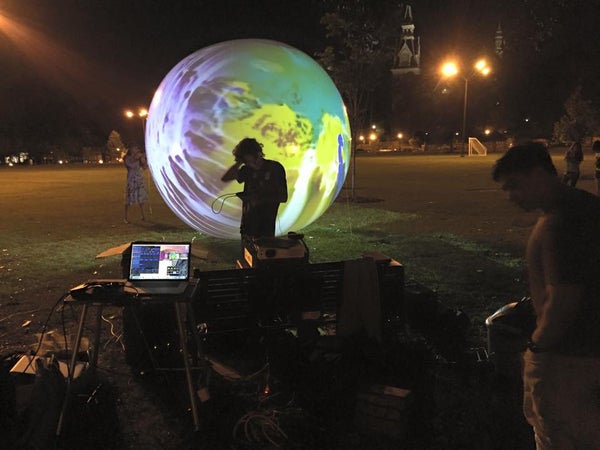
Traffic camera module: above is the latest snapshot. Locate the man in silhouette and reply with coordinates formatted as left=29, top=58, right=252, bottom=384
left=492, top=142, right=600, bottom=449
left=221, top=137, right=287, bottom=241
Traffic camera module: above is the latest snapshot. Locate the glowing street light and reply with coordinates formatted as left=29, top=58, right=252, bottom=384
left=125, top=107, right=149, bottom=139
left=475, top=59, right=491, bottom=76
left=440, top=58, right=491, bottom=154
left=125, top=107, right=148, bottom=120
left=440, top=61, right=459, bottom=78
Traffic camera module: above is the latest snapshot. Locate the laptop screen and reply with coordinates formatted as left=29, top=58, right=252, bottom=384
left=128, top=243, right=191, bottom=281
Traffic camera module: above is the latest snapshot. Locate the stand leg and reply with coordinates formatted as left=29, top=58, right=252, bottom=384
left=186, top=304, right=211, bottom=400
left=90, top=304, right=104, bottom=369
left=174, top=301, right=201, bottom=431
left=56, top=302, right=89, bottom=436
left=185, top=303, right=208, bottom=368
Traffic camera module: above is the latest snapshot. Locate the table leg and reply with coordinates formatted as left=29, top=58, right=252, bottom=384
left=174, top=301, right=201, bottom=431
left=56, top=302, right=89, bottom=436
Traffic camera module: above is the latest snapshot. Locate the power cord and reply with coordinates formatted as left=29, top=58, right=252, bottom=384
left=102, top=315, right=124, bottom=351
left=20, top=294, right=68, bottom=374
left=232, top=408, right=288, bottom=448
left=211, top=192, right=241, bottom=214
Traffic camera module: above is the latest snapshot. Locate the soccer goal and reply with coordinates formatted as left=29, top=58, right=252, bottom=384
left=468, top=137, right=488, bottom=156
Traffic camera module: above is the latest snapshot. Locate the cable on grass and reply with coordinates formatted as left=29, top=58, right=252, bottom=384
left=102, top=314, right=124, bottom=350
left=0, top=308, right=40, bottom=323
left=232, top=408, right=288, bottom=448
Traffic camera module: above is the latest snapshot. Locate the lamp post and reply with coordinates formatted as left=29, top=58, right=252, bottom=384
left=124, top=107, right=148, bottom=142
left=440, top=59, right=491, bottom=155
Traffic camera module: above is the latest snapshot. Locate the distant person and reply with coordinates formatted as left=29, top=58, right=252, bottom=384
left=492, top=142, right=600, bottom=449
left=124, top=145, right=148, bottom=223
left=562, top=139, right=583, bottom=186
left=221, top=138, right=287, bottom=241
left=593, top=140, right=600, bottom=195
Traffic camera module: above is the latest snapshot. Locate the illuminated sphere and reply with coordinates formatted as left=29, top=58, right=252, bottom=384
left=145, top=39, right=351, bottom=239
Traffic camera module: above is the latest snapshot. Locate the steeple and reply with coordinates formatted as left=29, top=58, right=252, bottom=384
left=495, top=22, right=504, bottom=57
left=391, top=4, right=421, bottom=76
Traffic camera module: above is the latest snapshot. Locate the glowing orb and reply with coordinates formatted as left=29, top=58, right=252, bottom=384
left=145, top=39, right=351, bottom=239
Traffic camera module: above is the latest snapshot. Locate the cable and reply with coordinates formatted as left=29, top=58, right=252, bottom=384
left=232, top=408, right=288, bottom=448
left=145, top=168, right=153, bottom=216
left=244, top=362, right=270, bottom=382
left=61, top=301, right=69, bottom=361
left=342, top=178, right=355, bottom=236
left=211, top=192, right=240, bottom=214
left=20, top=293, right=68, bottom=374
left=0, top=308, right=40, bottom=323
left=102, top=315, right=125, bottom=350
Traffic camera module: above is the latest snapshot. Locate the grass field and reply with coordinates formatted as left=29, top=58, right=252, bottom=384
left=3, top=148, right=596, bottom=326
left=1, top=148, right=596, bottom=448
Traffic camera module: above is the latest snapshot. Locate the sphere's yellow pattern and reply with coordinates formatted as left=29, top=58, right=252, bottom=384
left=146, top=39, right=351, bottom=239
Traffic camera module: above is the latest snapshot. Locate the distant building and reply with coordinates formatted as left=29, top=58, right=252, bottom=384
left=388, top=5, right=504, bottom=142
left=391, top=4, right=420, bottom=77
left=3, top=152, right=30, bottom=165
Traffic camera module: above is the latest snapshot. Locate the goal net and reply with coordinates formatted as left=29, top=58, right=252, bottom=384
left=468, top=137, right=488, bottom=156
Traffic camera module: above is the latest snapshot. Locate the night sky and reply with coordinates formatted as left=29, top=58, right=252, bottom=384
left=1, top=0, right=598, bottom=151
left=0, top=0, right=329, bottom=145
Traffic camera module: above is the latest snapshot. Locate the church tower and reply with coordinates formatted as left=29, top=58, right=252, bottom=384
left=494, top=22, right=505, bottom=58
left=391, top=4, right=421, bottom=76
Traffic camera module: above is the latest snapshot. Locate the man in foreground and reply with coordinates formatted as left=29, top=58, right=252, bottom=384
left=221, top=137, right=288, bottom=241
left=492, top=142, right=600, bottom=449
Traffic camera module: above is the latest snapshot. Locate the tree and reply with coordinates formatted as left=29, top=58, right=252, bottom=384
left=318, top=1, right=405, bottom=130
left=107, top=130, right=126, bottom=162
left=317, top=0, right=405, bottom=198
left=500, top=0, right=600, bottom=136
left=553, top=85, right=600, bottom=143
left=81, top=146, right=99, bottom=163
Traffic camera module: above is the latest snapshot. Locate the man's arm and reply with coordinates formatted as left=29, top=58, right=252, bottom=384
left=531, top=283, right=583, bottom=349
left=531, top=229, right=584, bottom=349
left=221, top=161, right=242, bottom=182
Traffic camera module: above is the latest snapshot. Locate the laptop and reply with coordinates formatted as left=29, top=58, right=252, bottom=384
left=126, top=242, right=191, bottom=296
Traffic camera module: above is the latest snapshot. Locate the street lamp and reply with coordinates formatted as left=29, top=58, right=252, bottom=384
left=125, top=107, right=149, bottom=138
left=440, top=58, right=491, bottom=155
left=125, top=107, right=148, bottom=119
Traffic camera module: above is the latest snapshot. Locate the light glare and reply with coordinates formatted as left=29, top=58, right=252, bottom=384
left=441, top=61, right=459, bottom=77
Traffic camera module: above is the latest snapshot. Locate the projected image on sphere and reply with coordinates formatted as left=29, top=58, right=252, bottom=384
left=145, top=38, right=351, bottom=239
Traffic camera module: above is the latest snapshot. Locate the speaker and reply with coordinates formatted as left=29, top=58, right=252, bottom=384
left=364, top=252, right=405, bottom=340
left=122, top=303, right=180, bottom=374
